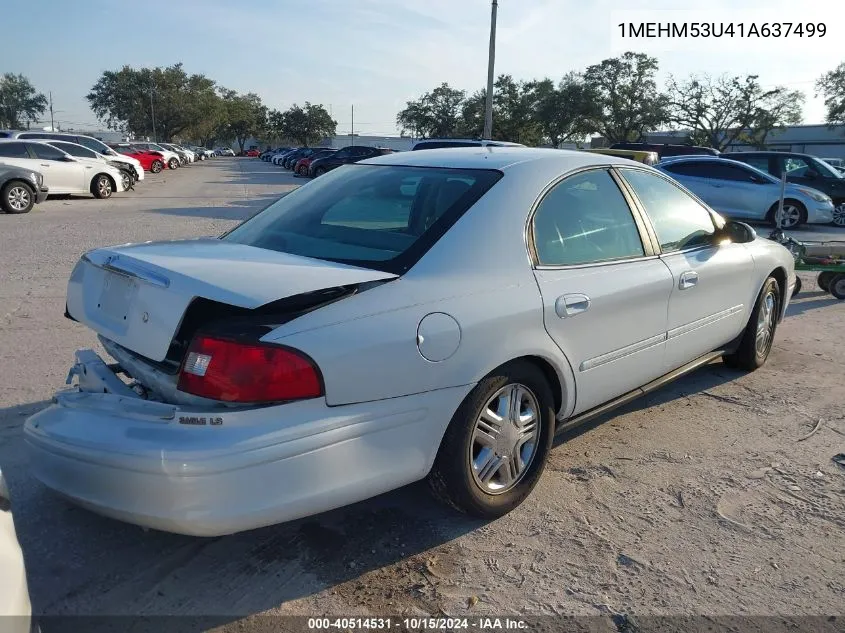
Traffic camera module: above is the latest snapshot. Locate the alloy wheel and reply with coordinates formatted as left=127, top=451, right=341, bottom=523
left=833, top=203, right=845, bottom=227
left=469, top=383, right=541, bottom=495
left=779, top=204, right=802, bottom=228
left=98, top=177, right=112, bottom=197
left=7, top=186, right=30, bottom=211
left=755, top=290, right=776, bottom=357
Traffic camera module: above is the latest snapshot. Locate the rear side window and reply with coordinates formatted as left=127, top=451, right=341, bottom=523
left=621, top=169, right=716, bottom=253
left=662, top=161, right=711, bottom=177
left=532, top=169, right=644, bottom=266
left=223, top=165, right=502, bottom=274
left=0, top=142, right=30, bottom=158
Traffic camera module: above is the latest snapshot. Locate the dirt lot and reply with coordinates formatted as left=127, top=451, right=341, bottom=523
left=1, top=158, right=843, bottom=631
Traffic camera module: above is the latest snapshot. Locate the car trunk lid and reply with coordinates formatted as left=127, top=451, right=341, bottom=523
left=66, top=238, right=396, bottom=362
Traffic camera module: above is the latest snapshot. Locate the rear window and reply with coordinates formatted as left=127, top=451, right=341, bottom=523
left=223, top=164, right=502, bottom=274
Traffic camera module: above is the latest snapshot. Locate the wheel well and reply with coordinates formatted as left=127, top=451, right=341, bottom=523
left=507, top=355, right=564, bottom=415
left=767, top=199, right=806, bottom=220
left=3, top=179, right=34, bottom=192
left=769, top=266, right=788, bottom=318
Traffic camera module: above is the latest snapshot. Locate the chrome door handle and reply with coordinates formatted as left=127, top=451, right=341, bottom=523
left=711, top=183, right=723, bottom=188
left=40, top=163, right=50, bottom=167
left=555, top=293, right=591, bottom=318
left=679, top=271, right=699, bottom=290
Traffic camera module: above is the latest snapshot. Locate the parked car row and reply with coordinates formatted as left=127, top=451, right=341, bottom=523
left=259, top=145, right=393, bottom=177
left=0, top=130, right=220, bottom=214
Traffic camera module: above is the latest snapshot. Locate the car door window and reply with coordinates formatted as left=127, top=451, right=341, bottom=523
left=0, top=142, right=31, bottom=158
left=53, top=143, right=97, bottom=159
left=622, top=169, right=716, bottom=253
left=532, top=169, right=645, bottom=266
left=736, top=156, right=771, bottom=174
left=30, top=143, right=68, bottom=161
left=662, top=161, right=712, bottom=177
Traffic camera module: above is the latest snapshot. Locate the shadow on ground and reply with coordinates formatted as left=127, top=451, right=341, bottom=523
left=146, top=192, right=287, bottom=221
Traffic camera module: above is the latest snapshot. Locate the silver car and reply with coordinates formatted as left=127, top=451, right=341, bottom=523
left=658, top=156, right=834, bottom=228
left=25, top=149, right=796, bottom=535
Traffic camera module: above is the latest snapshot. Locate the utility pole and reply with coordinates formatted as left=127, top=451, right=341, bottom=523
left=351, top=104, right=354, bottom=146
left=482, top=0, right=498, bottom=140
left=150, top=84, right=157, bottom=142
left=49, top=91, right=55, bottom=131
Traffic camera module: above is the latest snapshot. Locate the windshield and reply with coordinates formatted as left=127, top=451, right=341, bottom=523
left=223, top=164, right=502, bottom=274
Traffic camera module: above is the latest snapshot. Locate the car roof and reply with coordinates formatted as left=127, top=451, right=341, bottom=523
left=727, top=151, right=816, bottom=159
left=363, top=146, right=639, bottom=171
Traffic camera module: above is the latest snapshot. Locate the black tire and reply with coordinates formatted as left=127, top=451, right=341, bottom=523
left=723, top=276, right=780, bottom=371
left=428, top=360, right=555, bottom=519
left=767, top=200, right=807, bottom=229
left=314, top=166, right=327, bottom=177
left=91, top=174, right=114, bottom=199
left=120, top=172, right=131, bottom=191
left=168, top=158, right=179, bottom=170
left=151, top=160, right=163, bottom=174
left=817, top=272, right=835, bottom=292
left=791, top=276, right=802, bottom=298
left=830, top=274, right=845, bottom=300
left=1, top=180, right=35, bottom=214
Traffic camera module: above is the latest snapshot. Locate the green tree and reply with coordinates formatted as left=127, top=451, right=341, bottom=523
left=455, top=76, right=543, bottom=143
left=666, top=73, right=803, bottom=150
left=816, top=62, right=845, bottom=126
left=0, top=73, right=48, bottom=129
left=277, top=102, right=336, bottom=146
left=582, top=52, right=668, bottom=143
left=87, top=63, right=219, bottom=141
left=397, top=82, right=465, bottom=138
left=219, top=89, right=266, bottom=152
left=529, top=73, right=597, bottom=147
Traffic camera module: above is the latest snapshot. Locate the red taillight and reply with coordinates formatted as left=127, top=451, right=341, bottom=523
left=177, top=335, right=323, bottom=403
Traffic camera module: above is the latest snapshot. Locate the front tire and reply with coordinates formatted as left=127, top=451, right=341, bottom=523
left=832, top=203, right=845, bottom=227
left=91, top=174, right=114, bottom=199
left=151, top=160, right=163, bottom=173
left=723, top=276, right=780, bottom=371
left=168, top=158, right=179, bottom=170
left=428, top=361, right=555, bottom=519
left=768, top=200, right=807, bottom=229
left=314, top=166, right=327, bottom=177
left=1, top=181, right=35, bottom=213
left=120, top=172, right=131, bottom=191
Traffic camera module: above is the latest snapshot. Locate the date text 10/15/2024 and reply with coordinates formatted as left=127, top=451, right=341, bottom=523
left=307, top=618, right=528, bottom=630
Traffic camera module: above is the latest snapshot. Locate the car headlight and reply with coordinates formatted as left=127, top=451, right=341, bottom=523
left=796, top=187, right=832, bottom=204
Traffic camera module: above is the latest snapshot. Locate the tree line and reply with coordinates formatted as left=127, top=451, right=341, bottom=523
left=397, top=52, right=845, bottom=151
left=4, top=55, right=845, bottom=151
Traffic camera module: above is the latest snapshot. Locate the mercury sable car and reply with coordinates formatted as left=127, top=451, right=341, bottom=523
left=25, top=148, right=795, bottom=536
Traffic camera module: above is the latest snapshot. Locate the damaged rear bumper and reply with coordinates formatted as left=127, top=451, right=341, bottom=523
left=24, top=350, right=468, bottom=536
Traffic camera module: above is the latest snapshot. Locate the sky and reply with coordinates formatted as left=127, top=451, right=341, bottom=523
left=1, top=0, right=841, bottom=136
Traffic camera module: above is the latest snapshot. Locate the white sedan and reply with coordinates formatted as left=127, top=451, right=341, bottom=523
left=0, top=140, right=125, bottom=198
left=0, top=468, right=33, bottom=633
left=25, top=148, right=795, bottom=536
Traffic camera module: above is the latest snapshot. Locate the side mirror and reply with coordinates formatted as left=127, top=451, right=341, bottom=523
left=714, top=220, right=756, bottom=245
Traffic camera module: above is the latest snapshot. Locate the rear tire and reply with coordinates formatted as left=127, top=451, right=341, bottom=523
left=830, top=274, right=845, bottom=300
left=818, top=272, right=835, bottom=292
left=1, top=181, right=35, bottom=213
left=151, top=160, right=163, bottom=173
left=792, top=276, right=802, bottom=298
left=91, top=174, right=114, bottom=199
left=723, top=276, right=780, bottom=371
left=428, top=361, right=555, bottom=519
left=832, top=203, right=845, bottom=227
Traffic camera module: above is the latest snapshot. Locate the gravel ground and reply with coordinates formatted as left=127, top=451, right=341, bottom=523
left=1, top=158, right=843, bottom=631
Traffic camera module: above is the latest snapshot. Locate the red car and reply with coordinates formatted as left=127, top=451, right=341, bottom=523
left=244, top=149, right=261, bottom=157
left=294, top=149, right=338, bottom=176
left=110, top=144, right=166, bottom=173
